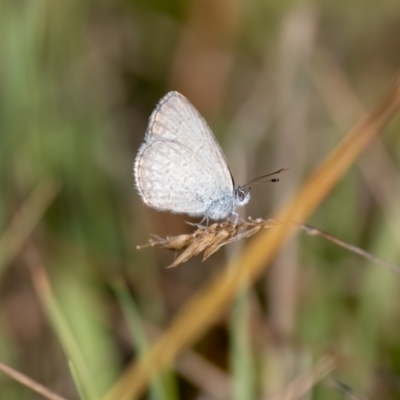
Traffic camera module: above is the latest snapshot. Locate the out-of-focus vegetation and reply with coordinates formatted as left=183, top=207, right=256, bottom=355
left=1, top=0, right=400, bottom=399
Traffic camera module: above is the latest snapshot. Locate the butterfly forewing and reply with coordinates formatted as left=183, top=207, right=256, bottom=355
left=134, top=92, right=234, bottom=217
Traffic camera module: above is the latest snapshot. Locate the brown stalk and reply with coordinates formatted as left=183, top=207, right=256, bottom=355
left=139, top=218, right=400, bottom=274
left=0, top=361, right=68, bottom=400
left=300, top=224, right=400, bottom=276
left=0, top=178, right=61, bottom=276
left=140, top=321, right=232, bottom=400
left=265, top=356, right=337, bottom=400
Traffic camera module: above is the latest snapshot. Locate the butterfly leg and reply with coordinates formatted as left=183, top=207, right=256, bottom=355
left=231, top=212, right=239, bottom=225
left=198, top=216, right=210, bottom=230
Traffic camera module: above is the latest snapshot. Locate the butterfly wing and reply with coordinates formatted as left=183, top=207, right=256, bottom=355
left=134, top=92, right=234, bottom=218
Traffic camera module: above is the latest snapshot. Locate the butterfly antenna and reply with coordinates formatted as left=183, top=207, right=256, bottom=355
left=242, top=167, right=288, bottom=188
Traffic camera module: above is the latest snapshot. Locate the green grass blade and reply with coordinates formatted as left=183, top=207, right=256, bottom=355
left=230, top=288, right=255, bottom=400
left=112, top=280, right=178, bottom=400
left=31, top=259, right=99, bottom=400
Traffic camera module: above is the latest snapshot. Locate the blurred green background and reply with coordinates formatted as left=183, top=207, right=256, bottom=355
left=1, top=0, right=400, bottom=399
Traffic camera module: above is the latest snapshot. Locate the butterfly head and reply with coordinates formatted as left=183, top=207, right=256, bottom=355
left=234, top=186, right=251, bottom=207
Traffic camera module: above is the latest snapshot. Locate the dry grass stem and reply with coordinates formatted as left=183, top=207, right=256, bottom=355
left=125, top=319, right=232, bottom=399
left=300, top=224, right=400, bottom=275
left=0, top=361, right=68, bottom=400
left=0, top=178, right=61, bottom=275
left=324, top=378, right=370, bottom=400
left=266, top=356, right=337, bottom=400
left=137, top=219, right=277, bottom=268
left=139, top=219, right=400, bottom=274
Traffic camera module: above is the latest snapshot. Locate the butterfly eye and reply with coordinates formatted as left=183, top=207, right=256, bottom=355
left=237, top=189, right=245, bottom=203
